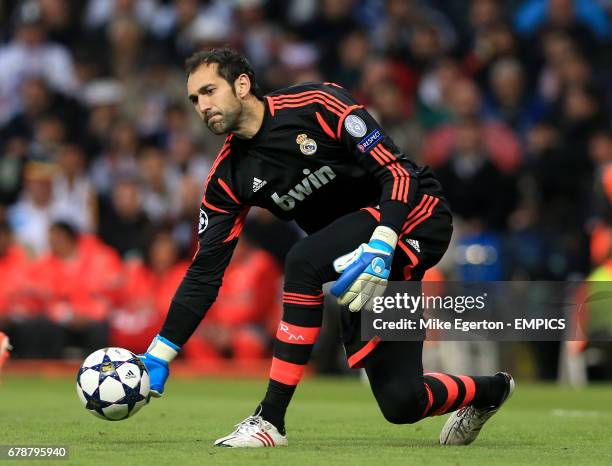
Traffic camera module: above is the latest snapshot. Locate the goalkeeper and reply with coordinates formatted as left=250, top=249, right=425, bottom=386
left=141, top=48, right=514, bottom=448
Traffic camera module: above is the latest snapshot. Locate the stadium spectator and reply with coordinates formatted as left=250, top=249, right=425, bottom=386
left=462, top=2, right=523, bottom=88
left=557, top=84, right=607, bottom=161
left=27, top=221, right=121, bottom=357
left=37, top=0, right=81, bottom=48
left=111, top=230, right=189, bottom=354
left=423, top=79, right=523, bottom=173
left=7, top=161, right=58, bottom=256
left=0, top=4, right=77, bottom=124
left=83, top=0, right=157, bottom=31
left=97, top=177, right=154, bottom=260
left=330, top=29, right=370, bottom=92
left=233, top=0, right=278, bottom=74
left=149, top=0, right=233, bottom=67
left=367, top=79, right=424, bottom=162
left=52, top=143, right=97, bottom=233
left=29, top=114, right=67, bottom=161
left=463, top=0, right=505, bottom=43
left=166, top=131, right=211, bottom=185
left=536, top=31, right=594, bottom=104
left=359, top=54, right=418, bottom=107
left=520, top=101, right=598, bottom=278
left=297, top=0, right=355, bottom=76
left=0, top=221, right=30, bottom=327
left=483, top=57, right=545, bottom=138
left=106, top=16, right=145, bottom=80
left=371, top=0, right=456, bottom=67
left=0, top=76, right=86, bottom=149
left=514, top=0, right=609, bottom=48
left=416, top=57, right=462, bottom=129
left=0, top=221, right=40, bottom=359
left=89, top=119, right=139, bottom=195
left=120, top=53, right=190, bottom=139
left=183, top=238, right=282, bottom=362
left=80, top=79, right=123, bottom=156
left=138, top=145, right=174, bottom=223
left=433, top=116, right=518, bottom=231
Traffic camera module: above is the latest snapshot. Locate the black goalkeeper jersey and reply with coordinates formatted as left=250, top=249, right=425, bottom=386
left=165, top=82, right=445, bottom=338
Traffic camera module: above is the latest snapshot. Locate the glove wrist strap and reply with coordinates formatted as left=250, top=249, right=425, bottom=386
left=147, top=335, right=180, bottom=363
left=371, top=225, right=398, bottom=250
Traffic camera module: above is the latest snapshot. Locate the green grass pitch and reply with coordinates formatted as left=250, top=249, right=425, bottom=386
left=2, top=375, right=612, bottom=465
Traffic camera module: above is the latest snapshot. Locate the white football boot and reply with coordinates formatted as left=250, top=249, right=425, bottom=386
left=440, top=372, right=515, bottom=446
left=214, top=412, right=288, bottom=448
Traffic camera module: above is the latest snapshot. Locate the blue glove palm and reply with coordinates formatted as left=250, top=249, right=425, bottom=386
left=331, top=227, right=398, bottom=312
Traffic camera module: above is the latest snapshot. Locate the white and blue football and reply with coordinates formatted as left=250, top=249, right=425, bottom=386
left=76, top=347, right=150, bottom=421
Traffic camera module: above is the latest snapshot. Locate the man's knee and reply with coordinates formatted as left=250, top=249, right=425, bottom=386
left=285, top=239, right=319, bottom=282
left=376, top=384, right=427, bottom=425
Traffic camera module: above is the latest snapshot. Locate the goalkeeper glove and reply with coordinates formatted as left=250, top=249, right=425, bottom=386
left=139, top=335, right=180, bottom=398
left=330, top=226, right=398, bottom=312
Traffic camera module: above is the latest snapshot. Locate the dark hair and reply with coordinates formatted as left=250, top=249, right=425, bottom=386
left=185, top=48, right=263, bottom=99
left=50, top=220, right=78, bottom=241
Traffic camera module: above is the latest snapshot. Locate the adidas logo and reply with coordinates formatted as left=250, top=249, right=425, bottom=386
left=125, top=369, right=136, bottom=379
left=406, top=238, right=421, bottom=252
left=253, top=177, right=267, bottom=192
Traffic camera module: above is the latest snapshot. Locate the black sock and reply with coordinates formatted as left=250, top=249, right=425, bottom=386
left=471, top=374, right=508, bottom=408
left=256, top=380, right=295, bottom=435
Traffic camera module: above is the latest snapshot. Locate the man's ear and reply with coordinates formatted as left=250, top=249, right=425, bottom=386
left=234, top=74, right=251, bottom=99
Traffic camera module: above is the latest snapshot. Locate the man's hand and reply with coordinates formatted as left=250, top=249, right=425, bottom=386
left=330, top=226, right=398, bottom=312
left=139, top=335, right=180, bottom=398
left=139, top=353, right=169, bottom=398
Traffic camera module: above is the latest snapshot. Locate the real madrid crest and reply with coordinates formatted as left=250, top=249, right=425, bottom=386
left=296, top=133, right=317, bottom=156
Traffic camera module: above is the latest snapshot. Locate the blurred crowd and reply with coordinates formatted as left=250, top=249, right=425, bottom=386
left=1, top=0, right=612, bottom=378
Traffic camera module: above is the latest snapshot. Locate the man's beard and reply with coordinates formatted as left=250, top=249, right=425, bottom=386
left=206, top=105, right=241, bottom=135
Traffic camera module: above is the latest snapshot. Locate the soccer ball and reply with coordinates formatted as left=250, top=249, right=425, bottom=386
left=76, top=347, right=150, bottom=421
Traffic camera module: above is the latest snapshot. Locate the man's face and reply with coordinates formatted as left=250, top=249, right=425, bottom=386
left=187, top=64, right=242, bottom=135
left=49, top=227, right=76, bottom=258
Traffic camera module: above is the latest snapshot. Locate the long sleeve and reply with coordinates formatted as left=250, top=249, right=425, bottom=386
left=314, top=83, right=419, bottom=233
left=160, top=144, right=249, bottom=346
